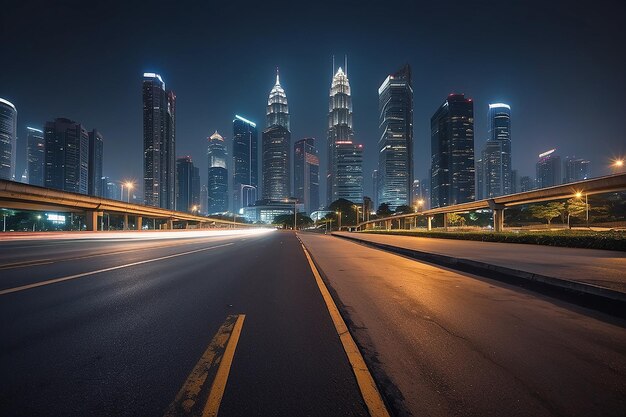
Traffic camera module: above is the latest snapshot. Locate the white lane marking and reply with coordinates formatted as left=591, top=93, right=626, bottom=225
left=0, top=243, right=234, bottom=296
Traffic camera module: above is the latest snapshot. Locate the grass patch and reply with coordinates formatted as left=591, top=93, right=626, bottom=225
left=359, top=229, right=626, bottom=251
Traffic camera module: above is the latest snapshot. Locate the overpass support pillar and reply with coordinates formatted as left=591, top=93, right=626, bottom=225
left=167, top=219, right=174, bottom=230
left=493, top=209, right=504, bottom=232
left=385, top=220, right=391, bottom=230
left=427, top=216, right=433, bottom=231
left=123, top=214, right=129, bottom=230
left=85, top=211, right=101, bottom=231
left=443, top=213, right=449, bottom=230
left=488, top=199, right=506, bottom=233
left=136, top=216, right=142, bottom=231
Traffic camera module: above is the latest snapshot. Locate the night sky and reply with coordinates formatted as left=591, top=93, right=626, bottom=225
left=2, top=0, right=625, bottom=199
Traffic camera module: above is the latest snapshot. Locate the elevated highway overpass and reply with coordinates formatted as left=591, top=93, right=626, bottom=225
left=0, top=179, right=253, bottom=231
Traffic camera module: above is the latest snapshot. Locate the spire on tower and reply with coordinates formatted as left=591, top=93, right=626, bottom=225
left=276, top=67, right=280, bottom=85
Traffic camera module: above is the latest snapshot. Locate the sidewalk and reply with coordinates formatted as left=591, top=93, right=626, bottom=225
left=333, top=232, right=626, bottom=296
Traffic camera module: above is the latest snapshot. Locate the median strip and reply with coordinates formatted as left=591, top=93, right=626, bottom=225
left=0, top=243, right=233, bottom=296
left=164, top=314, right=246, bottom=417
left=299, top=239, right=391, bottom=417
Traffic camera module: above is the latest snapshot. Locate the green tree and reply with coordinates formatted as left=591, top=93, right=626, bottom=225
left=447, top=213, right=466, bottom=226
left=329, top=198, right=357, bottom=226
left=565, top=198, right=588, bottom=227
left=395, top=205, right=414, bottom=214
left=530, top=202, right=565, bottom=225
left=376, top=203, right=393, bottom=217
left=272, top=213, right=313, bottom=229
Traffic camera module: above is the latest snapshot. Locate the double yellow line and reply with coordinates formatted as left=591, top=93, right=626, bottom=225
left=164, top=314, right=246, bottom=417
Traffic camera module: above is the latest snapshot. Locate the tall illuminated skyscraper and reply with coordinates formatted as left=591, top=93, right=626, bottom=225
left=377, top=64, right=413, bottom=210
left=294, top=138, right=319, bottom=214
left=327, top=61, right=363, bottom=204
left=262, top=69, right=291, bottom=200
left=536, top=149, right=561, bottom=188
left=88, top=129, right=103, bottom=196
left=430, top=94, right=475, bottom=208
left=207, top=131, right=228, bottom=213
left=27, top=127, right=45, bottom=186
left=232, top=115, right=258, bottom=212
left=480, top=103, right=512, bottom=198
left=142, top=72, right=176, bottom=209
left=176, top=156, right=200, bottom=213
left=0, top=98, right=17, bottom=181
left=44, top=118, right=89, bottom=194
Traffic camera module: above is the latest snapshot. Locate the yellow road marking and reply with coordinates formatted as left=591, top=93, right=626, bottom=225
left=300, top=240, right=391, bottom=417
left=163, top=314, right=246, bottom=417
left=202, top=314, right=245, bottom=417
left=0, top=243, right=233, bottom=296
left=0, top=237, right=233, bottom=271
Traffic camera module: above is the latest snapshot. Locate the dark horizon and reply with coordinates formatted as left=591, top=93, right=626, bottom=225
left=2, top=0, right=625, bottom=200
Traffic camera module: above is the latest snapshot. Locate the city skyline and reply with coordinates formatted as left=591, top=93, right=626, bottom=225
left=1, top=1, right=625, bottom=209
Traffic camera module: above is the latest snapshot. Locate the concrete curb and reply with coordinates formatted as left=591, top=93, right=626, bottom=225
left=333, top=233, right=626, bottom=319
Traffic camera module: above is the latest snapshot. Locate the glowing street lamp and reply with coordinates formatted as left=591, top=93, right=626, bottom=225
left=124, top=181, right=134, bottom=203
left=575, top=191, right=589, bottom=228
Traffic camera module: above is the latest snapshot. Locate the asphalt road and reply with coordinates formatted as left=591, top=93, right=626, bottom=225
left=2, top=229, right=625, bottom=417
left=0, top=230, right=368, bottom=417
left=299, top=232, right=626, bottom=417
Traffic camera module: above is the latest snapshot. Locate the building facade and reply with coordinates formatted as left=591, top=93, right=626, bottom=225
left=0, top=98, right=17, bottom=181
left=294, top=138, right=320, bottom=214
left=481, top=103, right=512, bottom=198
left=88, top=129, right=103, bottom=196
left=377, top=64, right=413, bottom=210
left=335, top=142, right=363, bottom=203
left=44, top=118, right=89, bottom=194
left=262, top=71, right=291, bottom=200
left=142, top=72, right=176, bottom=209
left=232, top=115, right=258, bottom=213
left=27, top=127, right=45, bottom=186
left=207, top=131, right=228, bottom=213
left=536, top=149, right=561, bottom=189
left=176, top=156, right=200, bottom=213
left=563, top=157, right=591, bottom=183
left=327, top=65, right=363, bottom=204
left=430, top=94, right=475, bottom=208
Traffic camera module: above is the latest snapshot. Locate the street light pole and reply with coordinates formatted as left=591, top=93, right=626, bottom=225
left=294, top=200, right=297, bottom=231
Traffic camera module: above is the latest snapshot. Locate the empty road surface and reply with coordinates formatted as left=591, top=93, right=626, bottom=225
left=1, top=229, right=624, bottom=416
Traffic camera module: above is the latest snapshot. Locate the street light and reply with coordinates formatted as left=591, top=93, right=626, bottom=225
left=124, top=181, right=134, bottom=203
left=336, top=210, right=341, bottom=230
left=575, top=191, right=589, bottom=228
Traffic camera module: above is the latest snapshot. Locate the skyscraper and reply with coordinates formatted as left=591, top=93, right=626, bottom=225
left=430, top=94, right=475, bottom=208
left=26, top=127, right=45, bottom=186
left=44, top=118, right=89, bottom=194
left=536, top=149, right=561, bottom=188
left=563, top=157, right=591, bottom=183
left=142, top=72, right=176, bottom=209
left=294, top=138, right=320, bottom=214
left=262, top=70, right=291, bottom=200
left=88, top=129, right=103, bottom=196
left=377, top=64, right=413, bottom=210
left=536, top=149, right=562, bottom=188
left=327, top=64, right=363, bottom=204
left=520, top=176, right=534, bottom=192
left=232, top=115, right=258, bottom=213
left=0, top=98, right=17, bottom=181
left=481, top=103, right=512, bottom=198
left=176, top=156, right=200, bottom=213
left=207, top=131, right=228, bottom=213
